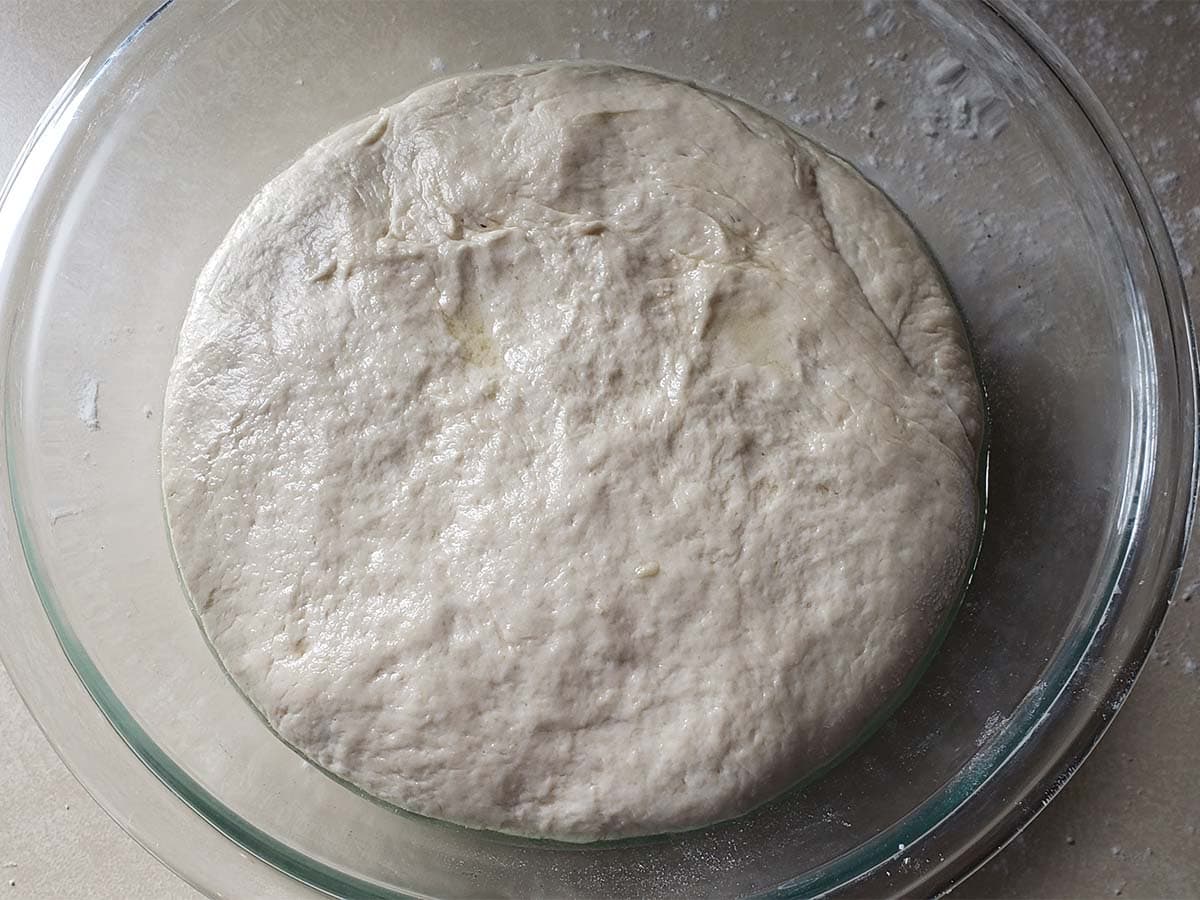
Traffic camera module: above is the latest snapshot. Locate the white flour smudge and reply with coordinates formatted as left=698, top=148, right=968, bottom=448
left=78, top=378, right=100, bottom=431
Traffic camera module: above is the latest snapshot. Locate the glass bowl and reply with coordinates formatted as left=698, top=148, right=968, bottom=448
left=0, top=1, right=1194, bottom=896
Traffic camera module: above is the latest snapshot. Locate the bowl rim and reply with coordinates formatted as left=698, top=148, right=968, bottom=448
left=0, top=1, right=1195, bottom=898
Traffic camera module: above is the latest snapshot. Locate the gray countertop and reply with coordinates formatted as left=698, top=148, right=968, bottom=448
left=2, top=2, right=1197, bottom=897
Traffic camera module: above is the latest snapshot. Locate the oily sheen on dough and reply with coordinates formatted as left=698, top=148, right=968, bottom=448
left=163, top=63, right=982, bottom=841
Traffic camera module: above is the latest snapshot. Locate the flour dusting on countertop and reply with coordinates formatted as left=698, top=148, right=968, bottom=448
left=77, top=378, right=100, bottom=431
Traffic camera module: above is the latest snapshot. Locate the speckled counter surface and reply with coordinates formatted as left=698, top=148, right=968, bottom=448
left=2, top=2, right=1197, bottom=897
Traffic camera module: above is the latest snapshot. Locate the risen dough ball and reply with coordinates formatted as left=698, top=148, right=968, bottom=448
left=163, top=64, right=982, bottom=840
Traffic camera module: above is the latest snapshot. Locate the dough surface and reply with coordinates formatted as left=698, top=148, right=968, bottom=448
left=163, top=63, right=982, bottom=841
